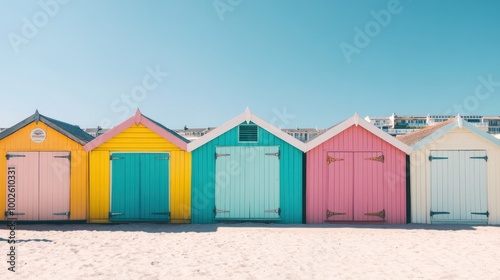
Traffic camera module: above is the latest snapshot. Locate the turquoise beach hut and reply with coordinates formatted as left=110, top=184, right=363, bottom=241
left=188, top=108, right=306, bottom=224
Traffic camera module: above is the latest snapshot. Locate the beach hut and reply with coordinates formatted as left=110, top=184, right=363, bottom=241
left=304, top=114, right=412, bottom=224
left=188, top=108, right=306, bottom=224
left=0, top=110, right=93, bottom=221
left=398, top=117, right=500, bottom=225
left=84, top=109, right=191, bottom=223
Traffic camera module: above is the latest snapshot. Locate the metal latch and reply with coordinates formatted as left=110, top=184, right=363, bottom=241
left=471, top=211, right=489, bottom=217
left=54, top=155, right=71, bottom=160
left=265, top=152, right=280, bottom=159
left=109, top=212, right=125, bottom=218
left=470, top=156, right=488, bottom=162
left=430, top=211, right=450, bottom=217
left=5, top=211, right=25, bottom=216
left=264, top=208, right=281, bottom=216
left=215, top=153, right=230, bottom=159
left=6, top=154, right=26, bottom=160
left=429, top=156, right=448, bottom=161
left=53, top=212, right=70, bottom=216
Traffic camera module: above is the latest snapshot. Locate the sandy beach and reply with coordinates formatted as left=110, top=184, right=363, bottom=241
left=2, top=223, right=500, bottom=279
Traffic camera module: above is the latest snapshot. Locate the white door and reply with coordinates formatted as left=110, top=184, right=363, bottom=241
left=430, top=150, right=488, bottom=223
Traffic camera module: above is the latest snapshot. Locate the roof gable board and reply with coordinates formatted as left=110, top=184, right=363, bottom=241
left=83, top=109, right=189, bottom=151
left=304, top=113, right=412, bottom=154
left=0, top=110, right=94, bottom=145
left=411, top=117, right=500, bottom=150
left=187, top=108, right=306, bottom=152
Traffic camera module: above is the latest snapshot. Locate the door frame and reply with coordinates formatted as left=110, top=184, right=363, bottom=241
left=429, top=149, right=489, bottom=224
left=214, top=146, right=281, bottom=220
left=109, top=151, right=171, bottom=221
left=5, top=150, right=71, bottom=221
left=325, top=150, right=386, bottom=222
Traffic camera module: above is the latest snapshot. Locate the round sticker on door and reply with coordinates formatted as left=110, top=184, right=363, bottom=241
left=30, top=128, right=46, bottom=143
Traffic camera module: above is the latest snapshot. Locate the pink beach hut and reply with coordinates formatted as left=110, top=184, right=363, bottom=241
left=304, top=114, right=412, bottom=224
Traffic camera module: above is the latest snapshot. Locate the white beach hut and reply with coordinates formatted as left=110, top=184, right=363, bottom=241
left=398, top=117, right=500, bottom=225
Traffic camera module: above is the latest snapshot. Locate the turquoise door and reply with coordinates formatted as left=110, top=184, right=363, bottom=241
left=110, top=153, right=170, bottom=221
left=215, top=146, right=280, bottom=220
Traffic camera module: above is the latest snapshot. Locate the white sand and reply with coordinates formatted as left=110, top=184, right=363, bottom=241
left=1, top=223, right=500, bottom=279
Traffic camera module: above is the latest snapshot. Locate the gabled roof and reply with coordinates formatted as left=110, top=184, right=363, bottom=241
left=396, top=118, right=456, bottom=147
left=84, top=109, right=189, bottom=152
left=0, top=110, right=94, bottom=145
left=304, top=113, right=412, bottom=154
left=187, top=108, right=306, bottom=152
left=397, top=115, right=500, bottom=150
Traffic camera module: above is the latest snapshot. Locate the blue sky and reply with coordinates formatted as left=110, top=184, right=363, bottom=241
left=1, top=0, right=500, bottom=130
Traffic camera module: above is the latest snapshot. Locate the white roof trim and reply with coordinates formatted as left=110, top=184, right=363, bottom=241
left=304, top=113, right=412, bottom=154
left=187, top=108, right=306, bottom=152
left=412, top=116, right=500, bottom=150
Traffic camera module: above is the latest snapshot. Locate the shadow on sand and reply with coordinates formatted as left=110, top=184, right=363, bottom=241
left=0, top=221, right=496, bottom=234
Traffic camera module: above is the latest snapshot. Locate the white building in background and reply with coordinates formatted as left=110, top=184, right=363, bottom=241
left=2, top=114, right=498, bottom=141
left=365, top=113, right=500, bottom=136
left=80, top=125, right=324, bottom=142
left=174, top=126, right=324, bottom=142
left=174, top=126, right=216, bottom=141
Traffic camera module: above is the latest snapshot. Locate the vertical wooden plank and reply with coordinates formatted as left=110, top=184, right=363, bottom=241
left=38, top=152, right=70, bottom=220
left=430, top=150, right=455, bottom=222
left=215, top=147, right=244, bottom=219
left=6, top=152, right=39, bottom=221
left=467, top=150, right=488, bottom=222
left=110, top=153, right=140, bottom=221
left=256, top=146, right=279, bottom=219
left=325, top=152, right=353, bottom=221
left=140, top=153, right=170, bottom=221
left=354, top=151, right=385, bottom=221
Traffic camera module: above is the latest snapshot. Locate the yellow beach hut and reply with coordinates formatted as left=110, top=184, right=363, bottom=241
left=0, top=110, right=93, bottom=221
left=84, top=109, right=191, bottom=223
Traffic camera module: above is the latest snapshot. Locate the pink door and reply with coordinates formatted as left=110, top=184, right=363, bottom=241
left=5, top=151, right=70, bottom=221
left=6, top=152, right=40, bottom=221
left=39, top=152, right=71, bottom=220
left=325, top=151, right=386, bottom=222
left=325, top=152, right=354, bottom=221
left=353, top=152, right=385, bottom=221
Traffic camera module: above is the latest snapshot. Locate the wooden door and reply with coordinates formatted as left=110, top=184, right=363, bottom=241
left=215, top=146, right=280, bottom=220
left=430, top=150, right=488, bottom=223
left=38, top=152, right=71, bottom=220
left=250, top=146, right=280, bottom=219
left=353, top=152, right=386, bottom=221
left=140, top=153, right=170, bottom=221
left=5, top=152, right=39, bottom=221
left=326, top=151, right=386, bottom=222
left=110, top=153, right=170, bottom=221
left=325, top=152, right=354, bottom=221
